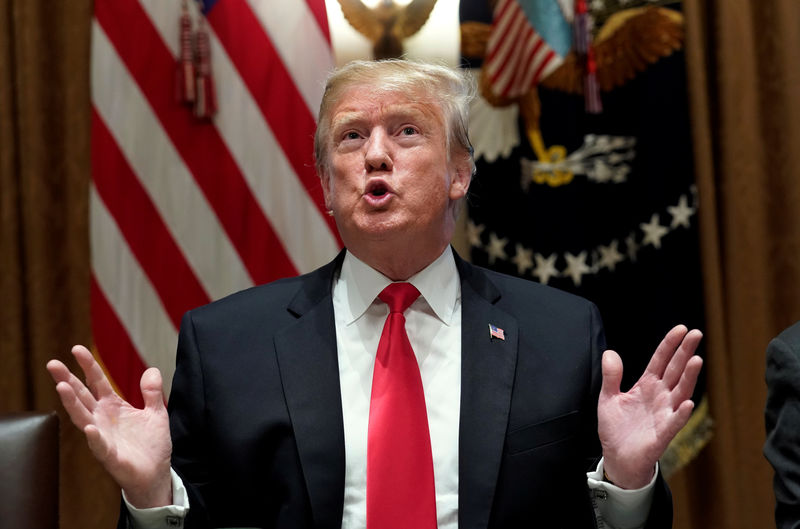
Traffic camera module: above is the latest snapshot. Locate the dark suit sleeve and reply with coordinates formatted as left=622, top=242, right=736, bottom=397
left=586, top=304, right=672, bottom=529
left=166, top=311, right=214, bottom=528
left=765, top=323, right=800, bottom=529
left=117, top=312, right=213, bottom=529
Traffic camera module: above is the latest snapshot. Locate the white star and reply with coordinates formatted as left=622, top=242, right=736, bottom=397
left=625, top=232, right=639, bottom=263
left=466, top=220, right=485, bottom=248
left=532, top=253, right=559, bottom=285
left=668, top=195, right=694, bottom=229
left=597, top=240, right=624, bottom=271
left=564, top=251, right=591, bottom=287
left=486, top=232, right=509, bottom=264
left=511, top=244, right=534, bottom=276
left=640, top=214, right=669, bottom=249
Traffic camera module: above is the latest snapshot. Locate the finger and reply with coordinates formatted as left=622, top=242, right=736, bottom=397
left=46, top=359, right=71, bottom=384
left=47, top=357, right=98, bottom=413
left=600, top=350, right=624, bottom=398
left=662, top=329, right=703, bottom=389
left=140, top=368, right=166, bottom=412
left=53, top=380, right=95, bottom=430
left=663, top=400, right=695, bottom=441
left=72, top=345, right=116, bottom=400
left=644, top=324, right=689, bottom=378
left=670, top=355, right=703, bottom=409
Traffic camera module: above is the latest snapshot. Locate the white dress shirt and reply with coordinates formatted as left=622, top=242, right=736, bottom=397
left=128, top=247, right=656, bottom=529
left=335, top=246, right=462, bottom=528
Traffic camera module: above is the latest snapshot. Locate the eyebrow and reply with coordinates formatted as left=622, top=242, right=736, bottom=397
left=331, top=104, right=434, bottom=131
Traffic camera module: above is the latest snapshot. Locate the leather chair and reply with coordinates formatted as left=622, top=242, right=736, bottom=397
left=0, top=412, right=59, bottom=529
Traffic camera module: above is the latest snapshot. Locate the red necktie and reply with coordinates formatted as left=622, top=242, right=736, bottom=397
left=367, top=282, right=437, bottom=529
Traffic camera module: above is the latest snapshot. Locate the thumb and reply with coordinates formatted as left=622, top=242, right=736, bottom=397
left=140, top=367, right=166, bottom=411
left=600, top=350, right=623, bottom=398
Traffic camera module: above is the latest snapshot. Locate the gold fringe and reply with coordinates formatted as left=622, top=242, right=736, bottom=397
left=660, top=396, right=714, bottom=477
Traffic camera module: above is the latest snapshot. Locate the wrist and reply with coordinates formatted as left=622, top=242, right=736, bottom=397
left=601, top=458, right=656, bottom=490
left=123, top=471, right=173, bottom=509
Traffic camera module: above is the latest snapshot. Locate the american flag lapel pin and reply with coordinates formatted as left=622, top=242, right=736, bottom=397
left=489, top=324, right=505, bottom=341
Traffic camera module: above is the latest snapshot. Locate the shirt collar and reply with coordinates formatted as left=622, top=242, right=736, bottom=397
left=338, top=247, right=460, bottom=326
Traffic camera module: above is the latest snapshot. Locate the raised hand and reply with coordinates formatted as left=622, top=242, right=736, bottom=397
left=597, top=325, right=703, bottom=489
left=46, top=345, right=173, bottom=508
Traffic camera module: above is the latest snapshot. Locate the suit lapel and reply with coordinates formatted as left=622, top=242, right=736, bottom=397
left=456, top=257, right=519, bottom=529
left=274, top=252, right=346, bottom=529
left=272, top=251, right=518, bottom=529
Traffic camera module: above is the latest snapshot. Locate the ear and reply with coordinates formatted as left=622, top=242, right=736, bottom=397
left=448, top=152, right=472, bottom=201
left=319, top=167, right=333, bottom=210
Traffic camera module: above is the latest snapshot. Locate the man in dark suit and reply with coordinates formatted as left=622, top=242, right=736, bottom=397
left=48, top=60, right=703, bottom=529
left=765, top=320, right=800, bottom=529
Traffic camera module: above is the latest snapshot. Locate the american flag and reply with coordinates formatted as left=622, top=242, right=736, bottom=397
left=489, top=324, right=505, bottom=341
left=483, top=0, right=573, bottom=99
left=90, top=0, right=341, bottom=406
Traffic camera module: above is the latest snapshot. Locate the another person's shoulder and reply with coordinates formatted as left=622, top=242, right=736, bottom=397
left=771, top=320, right=800, bottom=354
left=767, top=321, right=800, bottom=384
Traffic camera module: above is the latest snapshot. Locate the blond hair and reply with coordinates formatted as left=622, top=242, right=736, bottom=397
left=314, top=59, right=476, bottom=177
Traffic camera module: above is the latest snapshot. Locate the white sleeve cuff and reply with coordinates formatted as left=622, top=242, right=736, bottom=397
left=586, top=458, right=657, bottom=529
left=123, top=468, right=190, bottom=529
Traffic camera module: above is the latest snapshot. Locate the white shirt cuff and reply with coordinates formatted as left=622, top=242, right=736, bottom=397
left=586, top=458, right=657, bottom=529
left=123, top=468, right=189, bottom=529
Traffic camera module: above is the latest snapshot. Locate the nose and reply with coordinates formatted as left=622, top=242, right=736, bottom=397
left=364, top=129, right=393, bottom=172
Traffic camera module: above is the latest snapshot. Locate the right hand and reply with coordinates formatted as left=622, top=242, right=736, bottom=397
left=47, top=345, right=173, bottom=508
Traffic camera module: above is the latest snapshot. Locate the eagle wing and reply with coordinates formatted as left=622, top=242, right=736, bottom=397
left=541, top=6, right=684, bottom=94
left=396, top=0, right=438, bottom=39
left=338, top=0, right=383, bottom=42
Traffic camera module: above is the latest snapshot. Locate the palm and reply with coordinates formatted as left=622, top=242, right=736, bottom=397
left=90, top=389, right=171, bottom=484
left=597, top=326, right=703, bottom=489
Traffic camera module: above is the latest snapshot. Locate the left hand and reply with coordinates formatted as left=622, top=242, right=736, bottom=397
left=597, top=325, right=703, bottom=489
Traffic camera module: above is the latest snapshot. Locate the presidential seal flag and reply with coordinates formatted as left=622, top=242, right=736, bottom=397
left=460, top=0, right=711, bottom=474
left=90, top=0, right=341, bottom=407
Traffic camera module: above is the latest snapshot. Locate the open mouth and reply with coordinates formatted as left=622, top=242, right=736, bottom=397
left=366, top=180, right=391, bottom=198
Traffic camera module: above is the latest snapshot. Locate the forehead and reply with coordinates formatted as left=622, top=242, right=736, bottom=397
left=329, top=85, right=444, bottom=126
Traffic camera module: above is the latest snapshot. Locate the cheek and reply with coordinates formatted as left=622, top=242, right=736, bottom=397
left=414, top=176, right=452, bottom=211
left=328, top=161, right=362, bottom=199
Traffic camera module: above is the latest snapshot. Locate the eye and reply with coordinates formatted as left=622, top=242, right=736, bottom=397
left=401, top=126, right=417, bottom=136
left=345, top=131, right=360, bottom=140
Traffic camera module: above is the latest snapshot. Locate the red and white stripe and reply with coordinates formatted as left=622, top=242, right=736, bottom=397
left=484, top=0, right=562, bottom=99
left=90, top=0, right=340, bottom=406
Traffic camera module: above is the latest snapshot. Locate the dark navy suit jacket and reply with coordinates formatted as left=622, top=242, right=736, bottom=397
left=122, top=250, right=672, bottom=528
left=765, top=320, right=800, bottom=529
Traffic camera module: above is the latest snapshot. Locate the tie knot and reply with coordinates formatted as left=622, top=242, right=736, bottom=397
left=379, top=283, right=420, bottom=314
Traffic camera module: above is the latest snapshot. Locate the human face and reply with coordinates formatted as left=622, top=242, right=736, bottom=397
left=320, top=85, right=471, bottom=264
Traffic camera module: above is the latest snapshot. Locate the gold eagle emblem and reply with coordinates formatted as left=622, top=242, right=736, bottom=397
left=338, top=0, right=439, bottom=59
left=462, top=6, right=684, bottom=187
